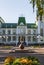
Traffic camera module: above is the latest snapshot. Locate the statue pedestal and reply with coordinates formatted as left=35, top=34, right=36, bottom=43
left=19, top=43, right=24, bottom=49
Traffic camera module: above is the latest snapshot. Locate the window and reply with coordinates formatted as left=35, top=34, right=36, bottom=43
left=13, top=30, right=16, bottom=34
left=28, top=30, right=31, bottom=34
left=18, top=26, right=25, bottom=34
left=33, top=30, right=36, bottom=34
left=7, top=36, right=11, bottom=41
left=2, top=36, right=6, bottom=42
left=0, top=30, right=1, bottom=34
left=28, top=36, right=31, bottom=41
left=13, top=36, right=16, bottom=41
left=40, top=28, right=43, bottom=36
left=8, top=30, right=11, bottom=34
left=33, top=36, right=37, bottom=41
left=2, top=30, right=5, bottom=34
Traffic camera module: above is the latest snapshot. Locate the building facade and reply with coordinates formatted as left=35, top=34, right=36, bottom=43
left=0, top=17, right=44, bottom=45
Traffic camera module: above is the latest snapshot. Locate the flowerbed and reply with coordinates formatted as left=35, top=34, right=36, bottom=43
left=4, top=56, right=40, bottom=65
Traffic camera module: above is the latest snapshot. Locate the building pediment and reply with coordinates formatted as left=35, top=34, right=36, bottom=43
left=18, top=17, right=26, bottom=25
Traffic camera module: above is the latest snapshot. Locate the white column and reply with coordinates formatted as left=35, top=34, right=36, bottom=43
left=31, top=29, right=33, bottom=43
left=38, top=17, right=41, bottom=42
left=42, top=6, right=44, bottom=41
left=16, top=27, right=18, bottom=46
left=0, top=36, right=1, bottom=42
left=16, top=34, right=18, bottom=46
left=11, top=36, right=13, bottom=42
left=0, top=28, right=2, bottom=43
left=0, top=22, right=1, bottom=28
left=43, top=29, right=44, bottom=42
left=43, top=23, right=44, bottom=41
left=42, top=16, right=44, bottom=41
left=6, top=29, right=7, bottom=43
left=25, top=36, right=28, bottom=45
left=11, top=29, right=13, bottom=42
left=26, top=26, right=28, bottom=45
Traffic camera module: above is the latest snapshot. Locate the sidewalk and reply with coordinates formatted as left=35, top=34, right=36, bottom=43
left=0, top=47, right=44, bottom=54
left=0, top=62, right=4, bottom=65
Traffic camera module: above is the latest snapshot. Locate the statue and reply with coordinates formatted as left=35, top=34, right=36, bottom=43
left=19, top=36, right=24, bottom=49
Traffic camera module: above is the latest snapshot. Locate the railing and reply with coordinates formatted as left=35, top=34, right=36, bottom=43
left=0, top=34, right=40, bottom=36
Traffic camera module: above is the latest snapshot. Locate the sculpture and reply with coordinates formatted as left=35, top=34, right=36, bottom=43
left=19, top=36, right=24, bottom=49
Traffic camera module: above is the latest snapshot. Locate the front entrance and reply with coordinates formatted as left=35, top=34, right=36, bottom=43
left=18, top=36, right=25, bottom=42
left=18, top=36, right=26, bottom=45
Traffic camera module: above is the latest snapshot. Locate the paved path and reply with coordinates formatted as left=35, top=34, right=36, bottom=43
left=0, top=47, right=44, bottom=54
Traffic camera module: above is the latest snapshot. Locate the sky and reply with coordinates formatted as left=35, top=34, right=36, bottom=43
left=0, top=0, right=36, bottom=23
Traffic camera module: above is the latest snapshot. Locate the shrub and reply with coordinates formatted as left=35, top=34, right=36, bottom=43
left=4, top=56, right=40, bottom=65
left=12, top=58, right=21, bottom=65
left=27, top=56, right=39, bottom=61
left=4, top=56, right=15, bottom=65
left=32, top=61, right=40, bottom=65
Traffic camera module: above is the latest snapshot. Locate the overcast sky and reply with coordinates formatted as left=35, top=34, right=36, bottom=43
left=0, top=0, right=36, bottom=23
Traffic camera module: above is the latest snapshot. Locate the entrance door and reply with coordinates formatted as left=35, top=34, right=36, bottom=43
left=18, top=36, right=25, bottom=43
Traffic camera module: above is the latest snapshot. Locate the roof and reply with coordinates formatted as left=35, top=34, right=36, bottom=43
left=1, top=23, right=17, bottom=28
left=27, top=23, right=37, bottom=28
left=18, top=17, right=26, bottom=25
left=1, top=17, right=37, bottom=29
left=1, top=23, right=37, bottom=29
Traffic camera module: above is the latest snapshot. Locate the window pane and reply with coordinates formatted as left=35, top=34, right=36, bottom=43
left=33, top=36, right=37, bottom=41
left=8, top=30, right=11, bottom=34
left=33, top=30, right=36, bottom=34
left=28, top=30, right=31, bottom=34
left=13, top=36, right=16, bottom=41
left=28, top=36, right=31, bottom=41
left=2, top=36, right=6, bottom=42
left=13, top=30, right=16, bottom=34
left=40, top=28, right=43, bottom=36
left=7, top=36, right=11, bottom=41
left=2, top=30, right=5, bottom=34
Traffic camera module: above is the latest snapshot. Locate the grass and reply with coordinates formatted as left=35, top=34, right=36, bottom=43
left=1, top=46, right=13, bottom=49
left=31, top=45, right=41, bottom=48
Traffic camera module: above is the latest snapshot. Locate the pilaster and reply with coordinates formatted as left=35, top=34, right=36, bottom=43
left=31, top=29, right=33, bottom=42
left=38, top=17, right=41, bottom=42
left=11, top=28, right=13, bottom=42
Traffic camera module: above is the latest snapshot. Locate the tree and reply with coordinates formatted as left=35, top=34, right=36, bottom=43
left=30, top=0, right=44, bottom=20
